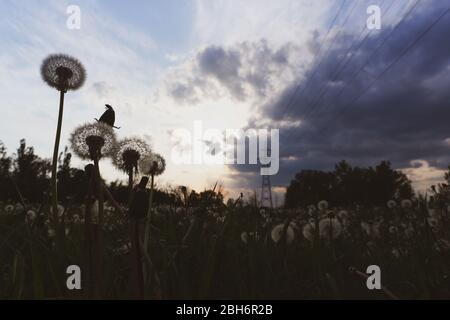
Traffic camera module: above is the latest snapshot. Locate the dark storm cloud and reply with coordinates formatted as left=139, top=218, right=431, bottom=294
left=230, top=2, right=450, bottom=191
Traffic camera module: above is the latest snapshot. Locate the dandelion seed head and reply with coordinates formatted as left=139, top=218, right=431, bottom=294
left=41, top=54, right=86, bottom=91
left=337, top=210, right=348, bottom=221
left=319, top=218, right=342, bottom=240
left=271, top=223, right=295, bottom=244
left=387, top=200, right=396, bottom=209
left=302, top=223, right=315, bottom=242
left=26, top=210, right=36, bottom=222
left=139, top=152, right=166, bottom=176
left=70, top=122, right=117, bottom=160
left=317, top=200, right=328, bottom=211
left=112, top=137, right=151, bottom=173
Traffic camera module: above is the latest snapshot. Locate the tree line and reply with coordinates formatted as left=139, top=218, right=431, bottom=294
left=2, top=139, right=450, bottom=208
left=0, top=139, right=224, bottom=208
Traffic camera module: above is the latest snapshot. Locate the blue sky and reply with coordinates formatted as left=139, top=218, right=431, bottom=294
left=2, top=0, right=446, bottom=202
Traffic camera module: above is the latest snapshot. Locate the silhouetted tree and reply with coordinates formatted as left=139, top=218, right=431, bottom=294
left=285, top=160, right=413, bottom=208
left=12, top=139, right=50, bottom=203
left=0, top=141, right=13, bottom=201
left=57, top=147, right=87, bottom=204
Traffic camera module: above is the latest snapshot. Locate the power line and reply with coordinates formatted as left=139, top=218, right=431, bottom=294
left=296, top=4, right=450, bottom=150
left=284, top=0, right=421, bottom=146
left=278, top=0, right=349, bottom=119
left=284, top=0, right=361, bottom=121
left=297, top=0, right=396, bottom=123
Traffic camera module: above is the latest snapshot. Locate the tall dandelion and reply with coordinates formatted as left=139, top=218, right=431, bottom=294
left=70, top=122, right=116, bottom=223
left=139, top=153, right=166, bottom=272
left=112, top=137, right=150, bottom=298
left=41, top=54, right=86, bottom=219
left=70, top=122, right=116, bottom=297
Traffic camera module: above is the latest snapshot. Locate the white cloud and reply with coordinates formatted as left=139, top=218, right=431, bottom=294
left=401, top=160, right=446, bottom=193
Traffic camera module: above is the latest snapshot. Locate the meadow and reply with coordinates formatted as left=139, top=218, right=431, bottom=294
left=1, top=196, right=449, bottom=299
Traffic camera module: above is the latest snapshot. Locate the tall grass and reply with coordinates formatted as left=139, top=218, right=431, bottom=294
left=0, top=199, right=449, bottom=299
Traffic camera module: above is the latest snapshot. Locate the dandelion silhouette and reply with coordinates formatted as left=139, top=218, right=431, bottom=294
left=139, top=152, right=166, bottom=177
left=139, top=152, right=166, bottom=267
left=70, top=122, right=116, bottom=297
left=114, top=138, right=151, bottom=300
left=70, top=122, right=116, bottom=160
left=41, top=54, right=86, bottom=219
left=319, top=217, right=342, bottom=241
left=113, top=138, right=151, bottom=177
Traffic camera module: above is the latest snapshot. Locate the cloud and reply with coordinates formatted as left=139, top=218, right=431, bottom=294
left=401, top=160, right=447, bottom=193
left=226, top=2, right=450, bottom=194
left=165, top=40, right=301, bottom=104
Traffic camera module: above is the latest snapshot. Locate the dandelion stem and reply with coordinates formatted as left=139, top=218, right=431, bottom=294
left=143, top=174, right=154, bottom=282
left=93, top=155, right=104, bottom=297
left=51, top=90, right=65, bottom=224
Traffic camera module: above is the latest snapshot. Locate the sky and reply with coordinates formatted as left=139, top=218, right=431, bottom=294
left=0, top=0, right=449, bottom=203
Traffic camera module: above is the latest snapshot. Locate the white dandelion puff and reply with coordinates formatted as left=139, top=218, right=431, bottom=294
left=317, top=200, right=328, bottom=211
left=139, top=152, right=166, bottom=176
left=387, top=200, right=396, bottom=209
left=26, top=210, right=36, bottom=222
left=112, top=137, right=151, bottom=173
left=70, top=122, right=117, bottom=160
left=337, top=210, right=349, bottom=221
left=271, top=223, right=295, bottom=244
left=319, top=218, right=342, bottom=240
left=302, top=222, right=315, bottom=242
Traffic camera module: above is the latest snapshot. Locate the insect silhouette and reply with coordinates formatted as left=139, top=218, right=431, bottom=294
left=95, top=104, right=121, bottom=129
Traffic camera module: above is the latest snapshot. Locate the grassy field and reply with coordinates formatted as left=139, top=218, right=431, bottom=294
left=0, top=198, right=449, bottom=299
